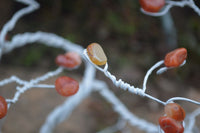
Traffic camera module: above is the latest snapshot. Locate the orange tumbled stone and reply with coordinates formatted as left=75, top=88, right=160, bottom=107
left=159, top=116, right=184, bottom=133
left=55, top=76, right=79, bottom=97
left=164, top=48, right=187, bottom=67
left=86, top=43, right=107, bottom=66
left=164, top=103, right=185, bottom=122
left=55, top=52, right=82, bottom=68
left=0, top=96, right=7, bottom=119
left=139, top=0, right=165, bottom=13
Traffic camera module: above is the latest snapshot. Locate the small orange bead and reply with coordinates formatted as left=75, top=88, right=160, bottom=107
left=139, top=0, right=165, bottom=13
left=86, top=43, right=107, bottom=66
left=164, top=103, right=185, bottom=122
left=164, top=48, right=187, bottom=67
left=55, top=76, right=79, bottom=97
left=55, top=52, right=82, bottom=68
left=159, top=116, right=184, bottom=133
left=0, top=96, right=7, bottom=119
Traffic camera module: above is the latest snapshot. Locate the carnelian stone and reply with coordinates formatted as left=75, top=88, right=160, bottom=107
left=0, top=96, right=7, bottom=119
left=55, top=52, right=82, bottom=68
left=55, top=76, right=79, bottom=97
left=164, top=103, right=185, bottom=122
left=139, top=0, right=165, bottom=13
left=164, top=48, right=187, bottom=67
left=86, top=43, right=107, bottom=66
left=159, top=116, right=184, bottom=133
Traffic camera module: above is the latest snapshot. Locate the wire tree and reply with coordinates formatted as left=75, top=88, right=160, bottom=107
left=0, top=0, right=200, bottom=133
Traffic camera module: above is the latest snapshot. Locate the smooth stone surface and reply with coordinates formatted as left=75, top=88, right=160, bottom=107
left=55, top=52, right=82, bottom=68
left=0, top=96, right=7, bottom=119
left=164, top=48, right=187, bottom=67
left=87, top=43, right=107, bottom=66
left=55, top=76, right=79, bottom=97
left=164, top=103, right=185, bottom=122
left=159, top=116, right=184, bottom=133
left=139, top=0, right=165, bottom=13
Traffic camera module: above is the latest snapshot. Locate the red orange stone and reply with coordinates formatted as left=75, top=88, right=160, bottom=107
left=55, top=52, right=82, bottom=68
left=0, top=96, right=7, bottom=119
left=86, top=43, right=107, bottom=66
left=139, top=0, right=165, bottom=13
left=55, top=76, right=79, bottom=97
left=164, top=103, right=185, bottom=122
left=159, top=116, right=184, bottom=133
left=164, top=48, right=187, bottom=67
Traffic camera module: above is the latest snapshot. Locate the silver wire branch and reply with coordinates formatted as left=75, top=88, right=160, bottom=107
left=156, top=60, right=186, bottom=75
left=5, top=67, right=63, bottom=105
left=84, top=49, right=200, bottom=107
left=0, top=0, right=39, bottom=47
left=185, top=108, right=200, bottom=133
left=0, top=0, right=199, bottom=132
left=0, top=76, right=28, bottom=86
left=94, top=80, right=158, bottom=133
left=143, top=60, right=164, bottom=92
left=83, top=49, right=145, bottom=96
left=166, top=97, right=200, bottom=105
left=84, top=49, right=166, bottom=105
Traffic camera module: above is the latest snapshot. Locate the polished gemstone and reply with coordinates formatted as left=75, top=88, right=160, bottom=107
left=159, top=116, right=184, bottom=133
left=164, top=103, right=185, bottom=121
left=164, top=48, right=187, bottom=67
left=55, top=52, right=82, bottom=68
left=55, top=76, right=79, bottom=97
left=87, top=43, right=107, bottom=66
left=139, top=0, right=165, bottom=13
left=0, top=96, right=7, bottom=119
